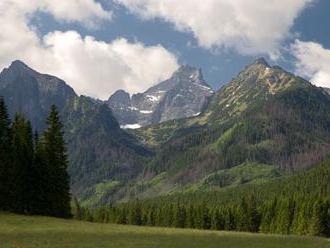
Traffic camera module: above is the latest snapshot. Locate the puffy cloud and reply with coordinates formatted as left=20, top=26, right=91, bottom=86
left=3, top=0, right=112, bottom=27
left=0, top=0, right=179, bottom=99
left=291, top=40, right=330, bottom=88
left=116, top=0, right=313, bottom=58
left=41, top=32, right=179, bottom=99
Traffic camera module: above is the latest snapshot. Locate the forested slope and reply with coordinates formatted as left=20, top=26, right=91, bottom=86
left=81, top=159, right=330, bottom=237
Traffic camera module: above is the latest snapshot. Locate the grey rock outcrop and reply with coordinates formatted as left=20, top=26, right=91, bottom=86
left=108, top=65, right=214, bottom=128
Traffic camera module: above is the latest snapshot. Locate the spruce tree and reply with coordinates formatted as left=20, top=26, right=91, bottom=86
left=309, top=199, right=328, bottom=236
left=72, top=197, right=82, bottom=220
left=174, top=205, right=186, bottom=228
left=11, top=114, right=35, bottom=214
left=42, top=105, right=71, bottom=218
left=0, top=97, right=12, bottom=210
left=32, top=131, right=50, bottom=215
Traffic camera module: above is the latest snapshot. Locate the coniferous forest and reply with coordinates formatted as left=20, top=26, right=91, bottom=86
left=74, top=160, right=330, bottom=237
left=0, top=97, right=71, bottom=218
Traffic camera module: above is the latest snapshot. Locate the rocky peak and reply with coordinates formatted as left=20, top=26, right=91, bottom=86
left=236, top=57, right=293, bottom=90
left=108, top=90, right=131, bottom=108
left=253, top=57, right=270, bottom=67
left=172, top=65, right=204, bottom=85
left=207, top=58, right=311, bottom=121
left=10, top=60, right=32, bottom=69
left=175, top=64, right=201, bottom=76
left=0, top=60, right=36, bottom=84
left=108, top=64, right=214, bottom=127
left=0, top=60, right=76, bottom=130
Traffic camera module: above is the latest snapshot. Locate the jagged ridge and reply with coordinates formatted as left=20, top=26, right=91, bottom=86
left=107, top=65, right=214, bottom=128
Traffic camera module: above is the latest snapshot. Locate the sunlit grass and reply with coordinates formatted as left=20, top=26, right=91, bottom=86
left=0, top=212, right=328, bottom=248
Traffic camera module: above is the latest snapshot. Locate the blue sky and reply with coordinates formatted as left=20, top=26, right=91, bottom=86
left=2, top=0, right=330, bottom=99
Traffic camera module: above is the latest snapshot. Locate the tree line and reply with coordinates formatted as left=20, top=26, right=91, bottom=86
left=77, top=196, right=329, bottom=237
left=0, top=97, right=71, bottom=218
left=74, top=160, right=330, bottom=237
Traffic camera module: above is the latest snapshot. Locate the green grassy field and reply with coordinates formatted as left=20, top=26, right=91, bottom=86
left=0, top=213, right=328, bottom=248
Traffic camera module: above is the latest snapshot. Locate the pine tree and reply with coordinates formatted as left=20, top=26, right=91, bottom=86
left=275, top=198, right=295, bottom=234
left=186, top=205, right=196, bottom=229
left=309, top=199, right=328, bottom=236
left=42, top=105, right=71, bottom=218
left=0, top=97, right=12, bottom=210
left=173, top=205, right=186, bottom=228
left=11, top=114, right=35, bottom=214
left=238, top=197, right=249, bottom=231
left=247, top=194, right=260, bottom=232
left=128, top=202, right=142, bottom=225
left=72, top=197, right=82, bottom=220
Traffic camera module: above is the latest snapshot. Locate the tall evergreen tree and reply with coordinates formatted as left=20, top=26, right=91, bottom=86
left=11, top=114, right=35, bottom=214
left=31, top=130, right=50, bottom=215
left=309, top=199, right=328, bottom=236
left=42, top=105, right=71, bottom=218
left=0, top=97, right=12, bottom=210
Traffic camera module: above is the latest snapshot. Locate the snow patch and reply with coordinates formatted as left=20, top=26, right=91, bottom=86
left=128, top=106, right=138, bottom=111
left=140, top=110, right=153, bottom=114
left=120, top=124, right=141, bottom=129
left=195, top=83, right=212, bottom=91
left=146, top=95, right=161, bottom=102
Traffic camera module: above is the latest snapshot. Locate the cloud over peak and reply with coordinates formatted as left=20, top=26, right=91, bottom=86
left=0, top=0, right=179, bottom=99
left=116, top=0, right=313, bottom=58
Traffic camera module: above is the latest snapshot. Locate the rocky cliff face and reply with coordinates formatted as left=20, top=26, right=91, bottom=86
left=107, top=65, right=214, bottom=128
left=0, top=60, right=76, bottom=130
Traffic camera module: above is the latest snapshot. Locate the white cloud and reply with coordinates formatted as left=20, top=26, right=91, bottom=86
left=41, top=32, right=179, bottom=99
left=116, top=0, right=313, bottom=58
left=4, top=0, right=112, bottom=27
left=291, top=40, right=330, bottom=88
left=0, top=0, right=179, bottom=100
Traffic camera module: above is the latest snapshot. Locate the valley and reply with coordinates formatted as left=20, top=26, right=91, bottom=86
left=2, top=1, right=330, bottom=247
left=0, top=58, right=329, bottom=239
left=1, top=58, right=330, bottom=207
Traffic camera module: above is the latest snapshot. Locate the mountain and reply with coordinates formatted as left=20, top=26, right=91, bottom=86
left=2, top=58, right=330, bottom=207
left=107, top=65, right=214, bottom=128
left=0, top=60, right=76, bottom=130
left=0, top=61, right=151, bottom=203
left=129, top=58, right=330, bottom=198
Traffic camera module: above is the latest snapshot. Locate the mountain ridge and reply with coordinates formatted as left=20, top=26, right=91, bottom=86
left=2, top=58, right=330, bottom=206
left=126, top=58, right=330, bottom=201
left=107, top=65, right=214, bottom=128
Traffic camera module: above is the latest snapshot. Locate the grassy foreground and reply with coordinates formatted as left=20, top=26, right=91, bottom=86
left=0, top=213, right=328, bottom=248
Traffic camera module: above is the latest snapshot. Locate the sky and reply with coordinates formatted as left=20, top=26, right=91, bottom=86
left=1, top=0, right=330, bottom=100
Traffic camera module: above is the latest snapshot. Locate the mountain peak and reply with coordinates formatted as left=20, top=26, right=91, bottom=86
left=253, top=57, right=270, bottom=67
left=177, top=64, right=199, bottom=72
left=109, top=89, right=130, bottom=99
left=11, top=59, right=27, bottom=67
left=5, top=60, right=37, bottom=76
left=10, top=60, right=34, bottom=70
left=108, top=89, right=131, bottom=108
left=108, top=64, right=213, bottom=127
left=176, top=64, right=201, bottom=75
left=173, top=64, right=204, bottom=85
